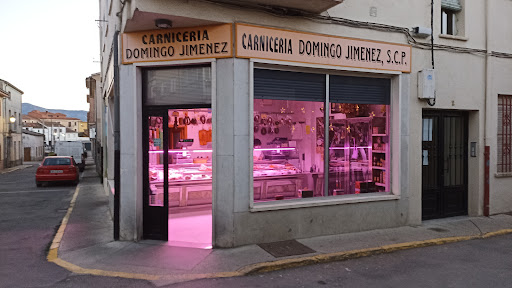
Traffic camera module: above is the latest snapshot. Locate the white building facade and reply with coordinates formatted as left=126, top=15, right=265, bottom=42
left=0, top=79, right=23, bottom=169
left=22, top=130, right=44, bottom=161
left=86, top=72, right=104, bottom=178
left=98, top=0, right=512, bottom=247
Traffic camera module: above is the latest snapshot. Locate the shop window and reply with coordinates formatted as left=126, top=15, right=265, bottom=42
left=498, top=95, right=512, bottom=173
left=329, top=75, right=390, bottom=194
left=253, top=69, right=325, bottom=202
left=253, top=69, right=391, bottom=203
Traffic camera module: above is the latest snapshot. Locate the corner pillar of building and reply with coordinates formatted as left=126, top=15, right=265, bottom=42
left=119, top=64, right=143, bottom=241
left=214, top=58, right=250, bottom=247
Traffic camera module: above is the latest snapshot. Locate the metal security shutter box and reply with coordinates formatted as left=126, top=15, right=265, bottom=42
left=254, top=69, right=325, bottom=102
left=329, top=75, right=391, bottom=105
left=441, top=0, right=462, bottom=11
left=144, top=66, right=212, bottom=106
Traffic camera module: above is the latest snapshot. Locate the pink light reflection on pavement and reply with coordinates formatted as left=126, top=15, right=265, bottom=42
left=168, top=206, right=212, bottom=249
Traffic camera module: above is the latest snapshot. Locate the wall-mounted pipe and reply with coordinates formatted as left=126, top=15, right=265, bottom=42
left=483, top=0, right=490, bottom=216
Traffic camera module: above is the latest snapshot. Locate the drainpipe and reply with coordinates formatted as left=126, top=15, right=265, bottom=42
left=483, top=0, right=490, bottom=216
left=114, top=30, right=121, bottom=240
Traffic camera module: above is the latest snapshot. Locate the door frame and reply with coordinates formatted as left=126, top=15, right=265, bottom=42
left=142, top=109, right=169, bottom=240
left=141, top=64, right=215, bottom=241
left=422, top=110, right=469, bottom=220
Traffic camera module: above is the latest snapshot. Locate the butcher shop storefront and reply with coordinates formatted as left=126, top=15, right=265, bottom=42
left=121, top=23, right=411, bottom=248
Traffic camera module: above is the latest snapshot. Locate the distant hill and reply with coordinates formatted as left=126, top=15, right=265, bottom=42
left=22, top=103, right=87, bottom=122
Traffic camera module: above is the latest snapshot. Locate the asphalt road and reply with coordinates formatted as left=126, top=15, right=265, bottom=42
left=168, top=233, right=512, bottom=288
left=0, top=163, right=154, bottom=288
left=1, top=163, right=511, bottom=288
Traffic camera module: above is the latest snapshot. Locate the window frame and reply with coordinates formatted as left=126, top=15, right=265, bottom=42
left=497, top=95, right=512, bottom=174
left=441, top=8, right=457, bottom=36
left=249, top=63, right=398, bottom=211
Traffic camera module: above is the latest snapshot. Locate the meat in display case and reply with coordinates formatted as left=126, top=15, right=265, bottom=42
left=149, top=155, right=213, bottom=207
left=147, top=109, right=214, bottom=208
left=253, top=145, right=304, bottom=201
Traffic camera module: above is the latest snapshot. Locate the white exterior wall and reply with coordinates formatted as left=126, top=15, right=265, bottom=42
left=1, top=80, right=23, bottom=167
left=484, top=0, right=512, bottom=214
left=22, top=132, right=44, bottom=161
left=99, top=0, right=512, bottom=245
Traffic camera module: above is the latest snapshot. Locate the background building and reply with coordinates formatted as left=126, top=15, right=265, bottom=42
left=86, top=72, right=103, bottom=178
left=98, top=0, right=512, bottom=247
left=23, top=115, right=80, bottom=151
left=26, top=110, right=81, bottom=132
left=22, top=130, right=44, bottom=161
left=79, top=121, right=89, bottom=137
left=0, top=79, right=23, bottom=169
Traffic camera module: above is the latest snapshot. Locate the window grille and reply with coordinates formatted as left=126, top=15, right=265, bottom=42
left=498, top=95, right=512, bottom=173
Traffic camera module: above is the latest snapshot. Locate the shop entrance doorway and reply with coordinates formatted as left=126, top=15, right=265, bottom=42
left=142, top=65, right=213, bottom=248
left=421, top=111, right=468, bottom=220
left=143, top=108, right=213, bottom=248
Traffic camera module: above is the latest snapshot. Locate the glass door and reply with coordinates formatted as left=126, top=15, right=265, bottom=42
left=143, top=113, right=169, bottom=240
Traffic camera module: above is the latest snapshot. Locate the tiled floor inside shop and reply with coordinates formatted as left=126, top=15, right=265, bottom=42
left=168, top=204, right=212, bottom=249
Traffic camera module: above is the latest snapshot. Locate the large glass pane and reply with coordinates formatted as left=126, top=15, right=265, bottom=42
left=253, top=99, right=324, bottom=202
left=148, top=116, right=164, bottom=206
left=328, top=103, right=390, bottom=194
left=167, top=108, right=213, bottom=187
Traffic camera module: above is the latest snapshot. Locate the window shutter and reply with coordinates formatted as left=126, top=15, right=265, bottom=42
left=441, top=0, right=462, bottom=11
left=254, top=69, right=325, bottom=102
left=144, top=66, right=211, bottom=106
left=329, top=75, right=390, bottom=105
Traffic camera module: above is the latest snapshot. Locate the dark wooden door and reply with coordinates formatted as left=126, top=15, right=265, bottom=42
left=422, top=111, right=468, bottom=220
left=24, top=147, right=31, bottom=161
left=143, top=112, right=169, bottom=240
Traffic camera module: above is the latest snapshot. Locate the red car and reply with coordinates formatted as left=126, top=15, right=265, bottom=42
left=36, top=156, right=80, bottom=187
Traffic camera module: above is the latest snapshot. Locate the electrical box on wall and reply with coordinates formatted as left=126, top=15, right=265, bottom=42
left=418, top=69, right=436, bottom=99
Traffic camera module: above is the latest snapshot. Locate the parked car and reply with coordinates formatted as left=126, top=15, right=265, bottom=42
left=54, top=141, right=86, bottom=172
left=35, top=156, right=80, bottom=187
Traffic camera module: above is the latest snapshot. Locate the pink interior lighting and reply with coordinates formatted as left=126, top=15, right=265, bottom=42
left=254, top=148, right=296, bottom=151
left=168, top=208, right=212, bottom=249
left=329, top=146, right=372, bottom=150
left=148, top=149, right=213, bottom=154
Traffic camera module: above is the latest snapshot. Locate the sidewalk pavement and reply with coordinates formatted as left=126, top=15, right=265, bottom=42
left=48, top=159, right=512, bottom=286
left=0, top=161, right=38, bottom=174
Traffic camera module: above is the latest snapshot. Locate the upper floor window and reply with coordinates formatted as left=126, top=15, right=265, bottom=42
left=441, top=0, right=462, bottom=36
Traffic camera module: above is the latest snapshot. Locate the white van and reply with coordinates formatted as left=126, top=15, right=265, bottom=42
left=54, top=141, right=86, bottom=171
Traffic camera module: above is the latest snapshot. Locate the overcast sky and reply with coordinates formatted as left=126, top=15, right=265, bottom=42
left=0, top=0, right=100, bottom=111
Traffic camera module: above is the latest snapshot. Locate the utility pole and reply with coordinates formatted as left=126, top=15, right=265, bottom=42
left=46, top=111, right=55, bottom=152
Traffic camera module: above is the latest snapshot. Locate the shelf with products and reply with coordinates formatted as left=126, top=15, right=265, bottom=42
left=371, top=111, right=389, bottom=191
left=371, top=116, right=387, bottom=135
